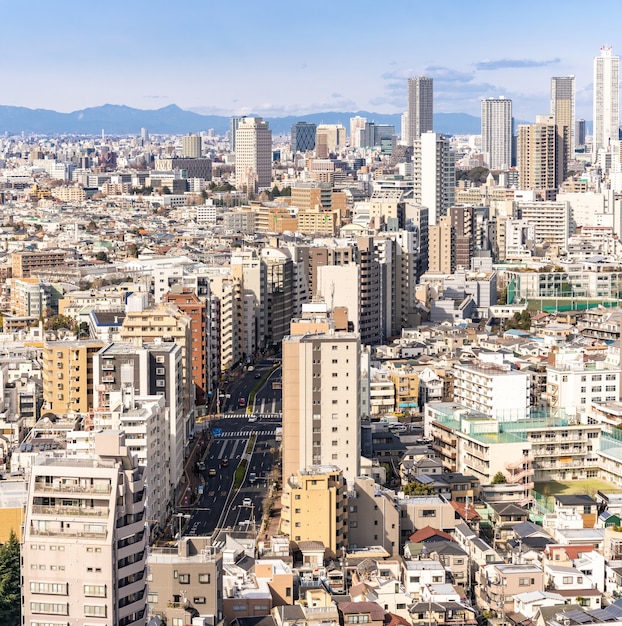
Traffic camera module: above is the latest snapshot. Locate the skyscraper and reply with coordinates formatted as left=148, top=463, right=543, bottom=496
left=235, top=117, right=272, bottom=191
left=229, top=115, right=246, bottom=152
left=593, top=46, right=620, bottom=153
left=481, top=97, right=513, bottom=170
left=413, top=132, right=455, bottom=225
left=407, top=76, right=433, bottom=145
left=551, top=76, right=575, bottom=163
left=291, top=121, right=317, bottom=153
left=517, top=115, right=563, bottom=197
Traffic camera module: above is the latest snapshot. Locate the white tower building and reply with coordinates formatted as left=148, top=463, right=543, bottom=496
left=481, top=97, right=513, bottom=170
left=593, top=46, right=620, bottom=154
left=235, top=117, right=272, bottom=192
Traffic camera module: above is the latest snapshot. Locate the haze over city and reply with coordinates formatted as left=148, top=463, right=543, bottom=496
left=1, top=0, right=621, bottom=120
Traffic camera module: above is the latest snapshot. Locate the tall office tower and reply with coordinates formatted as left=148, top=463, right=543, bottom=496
left=428, top=215, right=455, bottom=273
left=551, top=76, right=576, bottom=164
left=407, top=76, right=434, bottom=144
left=182, top=133, right=202, bottom=158
left=401, top=111, right=409, bottom=144
left=229, top=115, right=246, bottom=152
left=594, top=46, right=620, bottom=154
left=413, top=132, right=455, bottom=225
left=23, top=431, right=148, bottom=626
left=315, top=124, right=346, bottom=156
left=517, top=115, right=564, bottom=198
left=235, top=117, right=272, bottom=191
left=291, top=121, right=317, bottom=153
left=481, top=97, right=513, bottom=170
left=350, top=115, right=367, bottom=147
left=282, top=306, right=360, bottom=484
left=576, top=119, right=587, bottom=148
left=449, top=205, right=476, bottom=269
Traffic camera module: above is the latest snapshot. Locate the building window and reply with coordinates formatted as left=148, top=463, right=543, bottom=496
left=562, top=576, right=573, bottom=584
left=30, top=602, right=68, bottom=615
left=178, top=573, right=190, bottom=584
left=420, top=509, right=436, bottom=517
left=194, top=597, right=206, bottom=604
left=84, top=584, right=106, bottom=597
left=156, top=379, right=165, bottom=387
left=198, top=573, right=211, bottom=584
left=147, top=592, right=158, bottom=603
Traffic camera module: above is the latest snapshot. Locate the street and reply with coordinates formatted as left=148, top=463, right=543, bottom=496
left=183, top=363, right=282, bottom=541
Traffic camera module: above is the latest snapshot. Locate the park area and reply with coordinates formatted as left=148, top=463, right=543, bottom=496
left=535, top=478, right=622, bottom=498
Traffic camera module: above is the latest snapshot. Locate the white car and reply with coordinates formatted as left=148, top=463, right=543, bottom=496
left=242, top=498, right=252, bottom=507
left=248, top=414, right=258, bottom=422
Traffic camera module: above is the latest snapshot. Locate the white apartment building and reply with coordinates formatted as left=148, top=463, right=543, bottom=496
left=517, top=201, right=571, bottom=249
left=593, top=46, right=620, bottom=154
left=23, top=431, right=148, bottom=626
left=282, top=307, right=361, bottom=483
left=413, top=132, right=455, bottom=226
left=546, top=347, right=620, bottom=416
left=453, top=356, right=530, bottom=419
left=481, top=97, right=513, bottom=170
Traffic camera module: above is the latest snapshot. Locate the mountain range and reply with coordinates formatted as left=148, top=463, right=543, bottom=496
left=0, top=104, right=485, bottom=136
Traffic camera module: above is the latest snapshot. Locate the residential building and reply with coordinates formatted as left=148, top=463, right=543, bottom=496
left=281, top=307, right=360, bottom=483
left=593, top=46, right=620, bottom=154
left=551, top=76, right=576, bottom=163
left=428, top=216, right=455, bottom=274
left=516, top=200, right=571, bottom=249
left=481, top=97, right=513, bottom=170
left=280, top=466, right=348, bottom=559
left=182, top=133, right=202, bottom=158
left=22, top=431, right=148, bottom=626
left=12, top=249, right=67, bottom=278
left=407, top=77, right=434, bottom=144
left=42, top=339, right=104, bottom=415
left=413, top=132, right=455, bottom=226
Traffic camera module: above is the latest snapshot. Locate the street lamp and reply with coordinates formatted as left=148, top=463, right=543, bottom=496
left=175, top=512, right=190, bottom=539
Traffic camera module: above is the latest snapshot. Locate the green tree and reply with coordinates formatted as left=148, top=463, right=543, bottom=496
left=162, top=186, right=172, bottom=195
left=45, top=314, right=76, bottom=331
left=403, top=482, right=434, bottom=496
left=95, top=250, right=109, bottom=262
left=0, top=530, right=21, bottom=626
left=491, top=471, right=507, bottom=484
left=128, top=243, right=139, bottom=258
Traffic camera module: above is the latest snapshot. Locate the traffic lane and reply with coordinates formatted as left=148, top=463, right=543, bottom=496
left=223, top=365, right=278, bottom=412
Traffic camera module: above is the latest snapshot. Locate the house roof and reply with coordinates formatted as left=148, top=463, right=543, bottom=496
left=555, top=494, right=597, bottom=506
left=544, top=544, right=595, bottom=559
left=490, top=502, right=529, bottom=516
left=338, top=601, right=385, bottom=621
left=450, top=501, right=481, bottom=522
left=513, top=520, right=551, bottom=539
left=409, top=526, right=454, bottom=544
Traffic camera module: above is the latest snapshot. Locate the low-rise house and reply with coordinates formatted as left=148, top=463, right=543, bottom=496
left=489, top=502, right=530, bottom=548
left=408, top=601, right=477, bottom=626
left=479, top=563, right=545, bottom=614
left=512, top=590, right=566, bottom=620
left=402, top=559, right=446, bottom=599
left=337, top=601, right=385, bottom=626
left=427, top=542, right=469, bottom=589
left=453, top=522, right=501, bottom=567
left=544, top=564, right=590, bottom=591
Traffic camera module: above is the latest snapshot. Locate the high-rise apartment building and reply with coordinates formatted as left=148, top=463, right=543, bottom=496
left=182, top=133, right=202, bottom=158
left=413, top=132, right=455, bottom=225
left=350, top=115, right=367, bottom=147
left=517, top=115, right=564, bottom=197
left=428, top=216, right=455, bottom=274
left=551, top=76, right=575, bottom=163
left=235, top=117, right=272, bottom=191
left=315, top=124, right=346, bottom=157
left=230, top=116, right=246, bottom=152
left=449, top=205, right=476, bottom=270
left=282, top=307, right=360, bottom=484
left=42, top=339, right=104, bottom=415
left=291, top=121, right=317, bottom=153
left=22, top=431, right=148, bottom=626
left=481, top=97, right=513, bottom=170
left=576, top=119, right=587, bottom=148
left=593, top=46, right=620, bottom=154
left=407, top=76, right=433, bottom=145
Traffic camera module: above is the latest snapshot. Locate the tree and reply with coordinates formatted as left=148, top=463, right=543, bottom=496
left=404, top=481, right=434, bottom=495
left=95, top=250, right=109, bottom=262
left=128, top=243, right=139, bottom=258
left=162, top=186, right=172, bottom=195
left=491, top=471, right=507, bottom=484
left=45, top=314, right=76, bottom=331
left=0, top=530, right=21, bottom=626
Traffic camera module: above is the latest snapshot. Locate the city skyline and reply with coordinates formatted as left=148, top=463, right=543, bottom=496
left=1, top=0, right=620, bottom=122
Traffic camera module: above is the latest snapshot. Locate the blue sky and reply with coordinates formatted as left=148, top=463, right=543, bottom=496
left=1, top=0, right=620, bottom=121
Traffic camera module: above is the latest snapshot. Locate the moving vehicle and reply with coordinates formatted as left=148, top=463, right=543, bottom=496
left=242, top=498, right=252, bottom=507
left=221, top=457, right=229, bottom=467
left=208, top=468, right=216, bottom=477
left=248, top=414, right=258, bottom=422
left=238, top=398, right=246, bottom=408
left=249, top=472, right=257, bottom=484
left=197, top=461, right=206, bottom=471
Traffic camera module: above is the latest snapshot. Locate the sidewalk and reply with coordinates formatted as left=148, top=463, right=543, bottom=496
left=178, top=428, right=210, bottom=508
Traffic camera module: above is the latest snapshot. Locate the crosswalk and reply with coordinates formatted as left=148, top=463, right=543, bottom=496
left=219, top=412, right=282, bottom=420
left=216, top=429, right=274, bottom=438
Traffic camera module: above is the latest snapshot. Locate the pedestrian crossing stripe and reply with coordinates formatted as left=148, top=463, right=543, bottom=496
left=219, top=430, right=274, bottom=437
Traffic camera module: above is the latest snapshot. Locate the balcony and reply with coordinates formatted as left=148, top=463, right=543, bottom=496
left=33, top=481, right=112, bottom=495
left=32, top=505, right=110, bottom=518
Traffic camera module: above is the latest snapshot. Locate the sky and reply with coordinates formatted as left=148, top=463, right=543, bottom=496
left=1, top=0, right=621, bottom=122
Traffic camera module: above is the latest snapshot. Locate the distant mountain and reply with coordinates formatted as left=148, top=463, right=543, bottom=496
left=0, top=103, right=495, bottom=136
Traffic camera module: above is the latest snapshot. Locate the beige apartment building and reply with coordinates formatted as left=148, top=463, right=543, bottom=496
left=22, top=431, right=148, bottom=626
left=282, top=308, right=360, bottom=484
left=147, top=537, right=222, bottom=625
left=12, top=249, right=67, bottom=278
left=42, top=339, right=104, bottom=415
left=428, top=216, right=455, bottom=274
left=280, top=466, right=348, bottom=559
